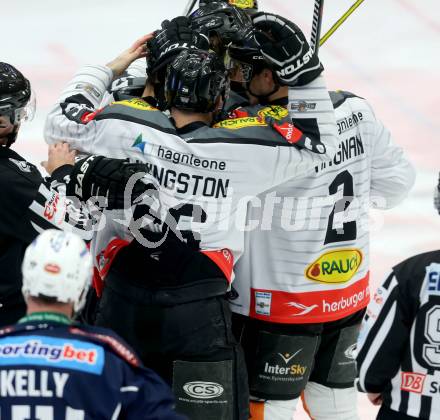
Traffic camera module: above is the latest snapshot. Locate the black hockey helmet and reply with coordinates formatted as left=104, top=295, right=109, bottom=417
left=225, top=35, right=283, bottom=101
left=0, top=62, right=34, bottom=146
left=0, top=62, right=32, bottom=124
left=226, top=35, right=268, bottom=82
left=190, top=2, right=254, bottom=55
left=164, top=49, right=228, bottom=113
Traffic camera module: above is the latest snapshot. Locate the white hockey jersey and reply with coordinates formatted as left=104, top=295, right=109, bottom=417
left=231, top=91, right=416, bottom=322
left=44, top=65, right=337, bottom=283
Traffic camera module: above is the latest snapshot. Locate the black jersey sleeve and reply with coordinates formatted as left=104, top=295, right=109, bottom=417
left=356, top=272, right=412, bottom=393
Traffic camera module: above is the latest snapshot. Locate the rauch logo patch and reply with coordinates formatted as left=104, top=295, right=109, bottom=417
left=213, top=117, right=266, bottom=129
left=114, top=98, right=158, bottom=111
left=305, top=249, right=362, bottom=284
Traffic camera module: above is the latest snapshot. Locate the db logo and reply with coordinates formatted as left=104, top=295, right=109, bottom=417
left=401, top=372, right=426, bottom=394
left=183, top=381, right=224, bottom=399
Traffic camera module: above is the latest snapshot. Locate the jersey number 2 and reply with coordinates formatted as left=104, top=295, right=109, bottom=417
left=324, top=170, right=357, bottom=244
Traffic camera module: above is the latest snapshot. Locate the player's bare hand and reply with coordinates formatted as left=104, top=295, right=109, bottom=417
left=367, top=392, right=383, bottom=406
left=42, top=143, right=76, bottom=175
left=106, top=33, right=154, bottom=78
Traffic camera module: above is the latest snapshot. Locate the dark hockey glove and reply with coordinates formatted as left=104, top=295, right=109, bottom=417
left=147, top=16, right=209, bottom=75
left=66, top=155, right=149, bottom=210
left=252, top=12, right=323, bottom=86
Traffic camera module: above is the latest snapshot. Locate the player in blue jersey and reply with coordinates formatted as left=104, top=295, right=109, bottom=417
left=0, top=229, right=185, bottom=419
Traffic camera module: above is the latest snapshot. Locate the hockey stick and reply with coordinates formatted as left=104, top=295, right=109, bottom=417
left=183, top=0, right=198, bottom=16
left=319, top=0, right=365, bottom=47
left=310, top=0, right=325, bottom=54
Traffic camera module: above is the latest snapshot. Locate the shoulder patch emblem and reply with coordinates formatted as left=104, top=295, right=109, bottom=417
left=74, top=83, right=102, bottom=100
left=9, top=158, right=32, bottom=173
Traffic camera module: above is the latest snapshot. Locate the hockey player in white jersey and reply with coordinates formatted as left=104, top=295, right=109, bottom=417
left=43, top=31, right=331, bottom=285
left=357, top=177, right=440, bottom=420
left=43, top=20, right=336, bottom=419
left=210, top=12, right=417, bottom=420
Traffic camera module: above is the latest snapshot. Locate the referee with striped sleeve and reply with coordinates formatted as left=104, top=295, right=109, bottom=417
left=0, top=62, right=94, bottom=327
left=357, top=175, right=440, bottom=419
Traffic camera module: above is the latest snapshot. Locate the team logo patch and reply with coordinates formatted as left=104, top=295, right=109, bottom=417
left=401, top=372, right=426, bottom=394
left=113, top=98, right=158, bottom=111
left=305, top=249, right=363, bottom=284
left=213, top=117, right=266, bottom=130
left=0, top=336, right=104, bottom=374
left=9, top=158, right=32, bottom=173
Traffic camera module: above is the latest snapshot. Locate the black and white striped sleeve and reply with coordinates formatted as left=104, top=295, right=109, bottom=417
left=28, top=166, right=95, bottom=241
left=356, top=271, right=411, bottom=393
left=2, top=164, right=94, bottom=243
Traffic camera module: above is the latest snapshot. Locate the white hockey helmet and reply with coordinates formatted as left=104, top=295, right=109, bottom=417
left=22, top=229, right=92, bottom=313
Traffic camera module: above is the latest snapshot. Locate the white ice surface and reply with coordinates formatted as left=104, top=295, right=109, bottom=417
left=3, top=1, right=440, bottom=418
